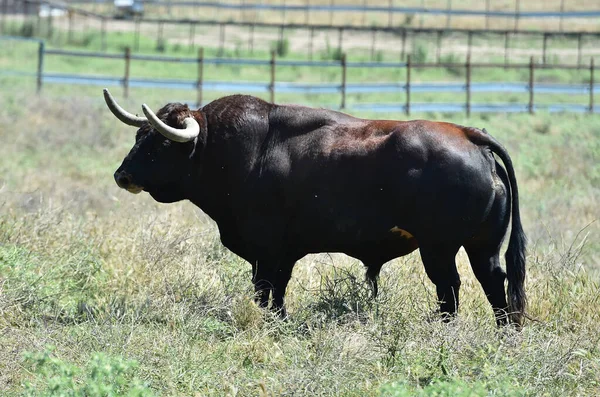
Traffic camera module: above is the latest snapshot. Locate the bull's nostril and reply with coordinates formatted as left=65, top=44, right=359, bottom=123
left=115, top=173, right=132, bottom=189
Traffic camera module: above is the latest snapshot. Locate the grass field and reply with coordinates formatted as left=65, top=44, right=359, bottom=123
left=1, top=77, right=599, bottom=396
left=1, top=14, right=600, bottom=395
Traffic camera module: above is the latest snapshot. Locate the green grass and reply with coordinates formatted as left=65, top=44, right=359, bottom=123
left=1, top=77, right=599, bottom=396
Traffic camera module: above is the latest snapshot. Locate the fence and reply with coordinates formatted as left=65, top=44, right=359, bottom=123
left=56, top=0, right=600, bottom=31
left=5, top=1, right=600, bottom=66
left=5, top=37, right=596, bottom=115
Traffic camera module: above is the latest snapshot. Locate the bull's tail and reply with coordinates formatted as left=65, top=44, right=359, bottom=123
left=479, top=129, right=527, bottom=327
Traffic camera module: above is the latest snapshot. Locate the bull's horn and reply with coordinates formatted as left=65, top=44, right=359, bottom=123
left=141, top=104, right=199, bottom=143
left=103, top=88, right=147, bottom=127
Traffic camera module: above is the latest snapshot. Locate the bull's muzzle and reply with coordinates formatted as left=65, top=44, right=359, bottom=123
left=114, top=171, right=143, bottom=194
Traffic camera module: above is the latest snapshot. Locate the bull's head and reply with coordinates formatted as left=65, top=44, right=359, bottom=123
left=103, top=89, right=207, bottom=203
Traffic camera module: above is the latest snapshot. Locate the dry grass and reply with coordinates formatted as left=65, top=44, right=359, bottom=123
left=0, top=91, right=599, bottom=395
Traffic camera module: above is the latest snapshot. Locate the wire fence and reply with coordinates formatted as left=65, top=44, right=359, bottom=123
left=3, top=1, right=600, bottom=66
left=49, top=0, right=600, bottom=31
left=3, top=37, right=596, bottom=115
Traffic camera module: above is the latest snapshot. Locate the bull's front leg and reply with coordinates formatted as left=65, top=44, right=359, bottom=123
left=252, top=259, right=294, bottom=318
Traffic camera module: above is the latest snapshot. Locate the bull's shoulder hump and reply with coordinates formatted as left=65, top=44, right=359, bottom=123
left=269, top=104, right=361, bottom=132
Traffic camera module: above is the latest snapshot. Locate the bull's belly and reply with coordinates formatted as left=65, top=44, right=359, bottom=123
left=296, top=224, right=420, bottom=264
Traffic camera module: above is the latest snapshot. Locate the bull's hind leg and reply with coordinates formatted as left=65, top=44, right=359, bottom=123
left=419, top=244, right=462, bottom=321
left=463, top=245, right=509, bottom=326
left=464, top=164, right=511, bottom=325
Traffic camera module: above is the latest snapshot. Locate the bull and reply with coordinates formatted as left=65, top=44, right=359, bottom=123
left=103, top=88, right=526, bottom=326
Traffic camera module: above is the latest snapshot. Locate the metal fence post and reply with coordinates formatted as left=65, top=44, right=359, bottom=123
left=514, top=0, right=520, bottom=32
left=590, top=58, right=594, bottom=114
left=542, top=33, right=548, bottom=64
left=101, top=17, right=106, bottom=51
left=529, top=56, right=534, bottom=114
left=197, top=47, right=204, bottom=107
left=270, top=50, right=276, bottom=103
left=134, top=18, right=140, bottom=52
left=37, top=40, right=45, bottom=94
left=123, top=47, right=130, bottom=98
left=466, top=54, right=471, bottom=116
left=406, top=54, right=411, bottom=116
left=577, top=33, right=583, bottom=67
left=504, top=31, right=510, bottom=69
left=341, top=53, right=346, bottom=109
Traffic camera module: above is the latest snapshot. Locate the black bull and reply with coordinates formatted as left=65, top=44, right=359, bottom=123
left=104, top=89, right=526, bottom=326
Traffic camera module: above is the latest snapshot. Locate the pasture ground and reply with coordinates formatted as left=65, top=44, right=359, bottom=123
left=0, top=82, right=599, bottom=395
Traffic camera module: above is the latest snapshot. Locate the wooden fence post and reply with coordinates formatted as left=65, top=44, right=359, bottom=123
left=590, top=58, right=594, bottom=114
left=197, top=47, right=204, bottom=107
left=466, top=54, right=471, bottom=116
left=37, top=40, right=44, bottom=94
left=529, top=56, right=534, bottom=114
left=123, top=47, right=130, bottom=98
left=406, top=54, right=411, bottom=116
left=341, top=53, right=347, bottom=109
left=270, top=50, right=276, bottom=103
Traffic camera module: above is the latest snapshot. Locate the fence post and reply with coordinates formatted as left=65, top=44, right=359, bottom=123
left=157, top=21, right=164, bottom=51
left=270, top=50, right=276, bottom=103
left=590, top=58, right=594, bottom=114
left=446, top=0, right=451, bottom=28
left=37, top=40, right=44, bottom=94
left=189, top=22, right=195, bottom=50
left=308, top=26, right=314, bottom=60
left=134, top=18, right=140, bottom=52
left=370, top=28, right=376, bottom=61
left=559, top=0, right=565, bottom=32
left=338, top=27, right=343, bottom=54
left=249, top=24, right=254, bottom=54
left=466, top=54, right=471, bottom=116
left=577, top=33, right=582, bottom=67
left=542, top=33, right=548, bottom=64
left=219, top=23, right=225, bottom=56
left=406, top=54, right=411, bottom=116
left=341, top=53, right=347, bottom=109
left=0, top=0, right=6, bottom=34
left=305, top=0, right=309, bottom=24
left=529, top=56, right=534, bottom=114
left=388, top=0, right=393, bottom=27
left=197, top=47, right=204, bottom=107
left=485, top=0, right=490, bottom=29
left=467, top=31, right=473, bottom=61
left=123, top=47, right=130, bottom=99
left=401, top=29, right=407, bottom=60
left=504, top=31, right=510, bottom=69
left=514, top=0, right=520, bottom=31
left=436, top=30, right=442, bottom=63
left=101, top=17, right=106, bottom=51
left=68, top=10, right=73, bottom=44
